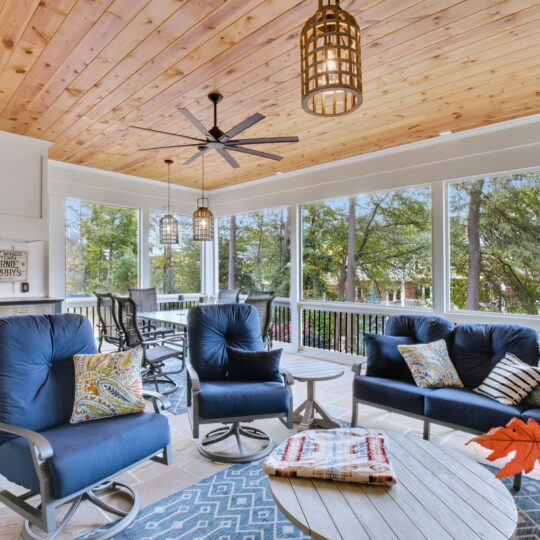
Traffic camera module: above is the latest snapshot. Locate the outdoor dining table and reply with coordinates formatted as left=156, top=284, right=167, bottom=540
left=137, top=309, right=189, bottom=330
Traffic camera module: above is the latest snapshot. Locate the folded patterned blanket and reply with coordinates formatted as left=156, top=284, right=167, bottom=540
left=263, top=428, right=397, bottom=486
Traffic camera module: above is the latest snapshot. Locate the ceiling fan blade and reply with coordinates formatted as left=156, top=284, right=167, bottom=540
left=220, top=113, right=265, bottom=142
left=183, top=147, right=210, bottom=166
left=227, top=146, right=283, bottom=161
left=138, top=144, right=203, bottom=151
left=227, top=136, right=299, bottom=145
left=130, top=125, right=205, bottom=142
left=216, top=148, right=240, bottom=169
left=177, top=107, right=215, bottom=140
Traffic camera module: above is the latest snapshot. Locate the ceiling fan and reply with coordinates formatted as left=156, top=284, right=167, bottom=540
left=131, top=92, right=299, bottom=169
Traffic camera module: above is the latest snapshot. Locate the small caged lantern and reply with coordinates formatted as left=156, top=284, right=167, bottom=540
left=160, top=159, right=179, bottom=244
left=192, top=153, right=214, bottom=241
left=300, top=0, right=362, bottom=117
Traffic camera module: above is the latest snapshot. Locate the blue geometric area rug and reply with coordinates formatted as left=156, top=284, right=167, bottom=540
left=143, top=360, right=187, bottom=416
left=79, top=460, right=540, bottom=539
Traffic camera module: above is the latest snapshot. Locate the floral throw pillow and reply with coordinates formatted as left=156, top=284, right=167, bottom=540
left=398, top=339, right=463, bottom=388
left=71, top=348, right=145, bottom=424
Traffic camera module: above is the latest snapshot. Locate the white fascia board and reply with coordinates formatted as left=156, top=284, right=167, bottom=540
left=48, top=160, right=199, bottom=214
left=0, top=130, right=53, bottom=151
left=208, top=114, right=540, bottom=216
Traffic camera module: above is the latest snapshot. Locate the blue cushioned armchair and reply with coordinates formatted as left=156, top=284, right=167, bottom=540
left=187, top=304, right=293, bottom=463
left=0, top=314, right=171, bottom=539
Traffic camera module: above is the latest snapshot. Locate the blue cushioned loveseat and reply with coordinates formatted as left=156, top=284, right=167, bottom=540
left=351, top=315, right=540, bottom=488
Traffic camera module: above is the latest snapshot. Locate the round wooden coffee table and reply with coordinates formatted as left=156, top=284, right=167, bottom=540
left=268, top=431, right=517, bottom=540
left=285, top=361, right=344, bottom=431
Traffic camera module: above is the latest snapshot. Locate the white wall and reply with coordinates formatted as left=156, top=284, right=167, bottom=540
left=0, top=132, right=51, bottom=298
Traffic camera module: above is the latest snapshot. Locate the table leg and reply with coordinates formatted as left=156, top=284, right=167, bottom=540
left=299, top=399, right=314, bottom=432
left=311, top=399, right=342, bottom=429
left=292, top=398, right=308, bottom=424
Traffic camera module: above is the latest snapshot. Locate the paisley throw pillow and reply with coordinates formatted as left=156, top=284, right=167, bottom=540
left=71, top=348, right=145, bottom=424
left=398, top=339, right=463, bottom=388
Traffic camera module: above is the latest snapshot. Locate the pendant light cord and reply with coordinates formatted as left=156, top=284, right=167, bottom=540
left=167, top=161, right=171, bottom=209
left=201, top=154, right=205, bottom=199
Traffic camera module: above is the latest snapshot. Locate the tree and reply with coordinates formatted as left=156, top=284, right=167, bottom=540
left=449, top=172, right=539, bottom=314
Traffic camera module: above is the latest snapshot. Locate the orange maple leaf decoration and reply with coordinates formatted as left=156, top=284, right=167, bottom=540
left=467, top=417, right=540, bottom=478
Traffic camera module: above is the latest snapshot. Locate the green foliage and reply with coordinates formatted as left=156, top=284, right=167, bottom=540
left=66, top=201, right=138, bottom=296
left=449, top=172, right=540, bottom=314
left=218, top=208, right=290, bottom=297
left=302, top=189, right=432, bottom=306
left=149, top=214, right=201, bottom=294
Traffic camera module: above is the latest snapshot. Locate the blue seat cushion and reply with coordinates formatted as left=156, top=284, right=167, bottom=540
left=364, top=333, right=415, bottom=381
left=425, top=388, right=529, bottom=433
left=353, top=376, right=435, bottom=416
left=522, top=408, right=540, bottom=424
left=385, top=315, right=454, bottom=345
left=198, top=381, right=289, bottom=419
left=0, top=412, right=169, bottom=500
left=450, top=324, right=540, bottom=388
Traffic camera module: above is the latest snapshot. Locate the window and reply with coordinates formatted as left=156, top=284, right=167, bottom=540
left=302, top=188, right=432, bottom=307
left=218, top=208, right=291, bottom=297
left=66, top=200, right=138, bottom=296
left=149, top=212, right=201, bottom=294
left=449, top=172, right=539, bottom=314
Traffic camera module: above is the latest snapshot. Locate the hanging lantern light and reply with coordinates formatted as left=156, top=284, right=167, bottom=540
left=159, top=159, right=179, bottom=244
left=193, top=152, right=214, bottom=241
left=300, top=0, right=362, bottom=117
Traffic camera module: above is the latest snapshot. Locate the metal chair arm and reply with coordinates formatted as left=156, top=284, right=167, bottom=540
left=0, top=422, right=53, bottom=461
left=162, top=334, right=187, bottom=346
left=351, top=359, right=367, bottom=376
left=186, top=363, right=200, bottom=392
left=140, top=333, right=186, bottom=348
left=142, top=391, right=171, bottom=414
left=280, top=368, right=294, bottom=386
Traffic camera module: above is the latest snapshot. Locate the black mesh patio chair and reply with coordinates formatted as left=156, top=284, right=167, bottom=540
left=247, top=289, right=275, bottom=298
left=245, top=293, right=275, bottom=350
left=218, top=288, right=240, bottom=303
left=128, top=287, right=174, bottom=337
left=116, top=296, right=186, bottom=395
left=94, top=291, right=124, bottom=352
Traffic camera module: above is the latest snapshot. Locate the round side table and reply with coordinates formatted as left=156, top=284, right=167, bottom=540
left=285, top=361, right=344, bottom=431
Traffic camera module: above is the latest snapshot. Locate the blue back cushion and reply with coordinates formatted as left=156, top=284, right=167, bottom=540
left=385, top=314, right=454, bottom=344
left=227, top=346, right=283, bottom=383
left=187, top=304, right=263, bottom=381
left=451, top=323, right=540, bottom=388
left=0, top=314, right=97, bottom=443
left=364, top=333, right=415, bottom=380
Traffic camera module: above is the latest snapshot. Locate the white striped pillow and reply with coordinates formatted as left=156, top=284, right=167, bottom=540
left=474, top=353, right=540, bottom=406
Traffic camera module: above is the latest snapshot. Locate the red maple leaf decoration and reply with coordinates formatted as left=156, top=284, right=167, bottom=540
left=467, top=417, right=540, bottom=478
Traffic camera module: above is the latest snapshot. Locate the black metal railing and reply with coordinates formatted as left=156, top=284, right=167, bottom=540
left=66, top=305, right=98, bottom=335
left=272, top=303, right=291, bottom=343
left=302, top=308, right=387, bottom=355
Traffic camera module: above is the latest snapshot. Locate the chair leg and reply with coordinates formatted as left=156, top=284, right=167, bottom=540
left=351, top=397, right=358, bottom=428
left=97, top=336, right=103, bottom=353
left=423, top=420, right=430, bottom=440
left=513, top=473, right=522, bottom=491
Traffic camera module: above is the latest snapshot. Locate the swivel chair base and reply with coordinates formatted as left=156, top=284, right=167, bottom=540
left=198, top=421, right=274, bottom=464
left=22, top=481, right=140, bottom=540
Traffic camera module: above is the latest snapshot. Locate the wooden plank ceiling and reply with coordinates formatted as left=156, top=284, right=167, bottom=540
left=0, top=0, right=539, bottom=190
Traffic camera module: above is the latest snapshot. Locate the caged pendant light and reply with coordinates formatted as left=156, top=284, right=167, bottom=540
left=192, top=152, right=214, bottom=241
left=159, top=159, right=179, bottom=244
left=300, top=0, right=362, bottom=117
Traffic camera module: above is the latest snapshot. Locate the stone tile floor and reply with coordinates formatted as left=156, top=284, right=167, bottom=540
left=1, top=352, right=538, bottom=539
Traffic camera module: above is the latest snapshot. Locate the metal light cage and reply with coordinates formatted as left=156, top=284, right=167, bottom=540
left=300, top=0, right=362, bottom=117
left=159, top=207, right=179, bottom=244
left=193, top=197, right=214, bottom=241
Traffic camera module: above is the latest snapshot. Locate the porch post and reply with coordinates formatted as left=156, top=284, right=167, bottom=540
left=431, top=182, right=447, bottom=316
left=139, top=209, right=150, bottom=288
left=289, top=204, right=301, bottom=353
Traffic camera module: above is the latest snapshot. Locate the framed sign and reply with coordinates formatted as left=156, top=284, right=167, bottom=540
left=0, top=250, right=28, bottom=282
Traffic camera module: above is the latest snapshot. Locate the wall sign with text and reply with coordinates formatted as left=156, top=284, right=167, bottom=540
left=0, top=250, right=28, bottom=281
